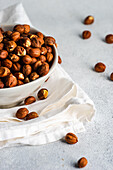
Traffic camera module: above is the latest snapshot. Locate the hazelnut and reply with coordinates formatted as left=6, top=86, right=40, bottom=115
left=5, top=73, right=17, bottom=87
left=110, top=73, right=113, bottom=81
left=78, top=157, right=88, bottom=168
left=24, top=96, right=36, bottom=105
left=3, top=31, right=12, bottom=38
left=22, top=64, right=32, bottom=76
left=31, top=57, right=37, bottom=65
left=82, top=30, right=91, bottom=39
left=65, top=133, right=78, bottom=144
left=14, top=72, right=24, bottom=80
left=26, top=112, right=39, bottom=120
left=84, top=15, right=94, bottom=25
left=2, top=59, right=12, bottom=69
left=0, top=32, right=3, bottom=42
left=15, top=46, right=26, bottom=56
left=40, top=47, right=47, bottom=55
left=0, top=50, right=8, bottom=59
left=0, top=28, right=4, bottom=34
left=38, top=62, right=49, bottom=76
left=31, top=37, right=44, bottom=48
left=22, top=55, right=32, bottom=64
left=23, top=24, right=30, bottom=34
left=29, top=34, right=38, bottom=39
left=17, top=80, right=24, bottom=86
left=45, top=36, right=56, bottom=45
left=29, top=48, right=41, bottom=58
left=45, top=46, right=52, bottom=53
left=20, top=37, right=31, bottom=48
left=9, top=53, right=20, bottom=62
left=12, top=63, right=21, bottom=72
left=24, top=77, right=30, bottom=83
left=5, top=41, right=17, bottom=52
left=11, top=31, right=20, bottom=41
left=16, top=108, right=29, bottom=119
left=33, top=60, right=42, bottom=71
left=38, top=55, right=46, bottom=63
left=0, top=79, right=4, bottom=88
left=30, top=72, right=39, bottom=81
left=105, top=34, right=113, bottom=44
left=0, top=43, right=4, bottom=50
left=38, top=88, right=48, bottom=100
left=36, top=32, right=44, bottom=39
left=0, top=67, right=10, bottom=77
left=58, top=56, right=62, bottom=64
left=94, top=62, right=106, bottom=72
left=47, top=53, right=53, bottom=62
left=13, top=25, right=24, bottom=34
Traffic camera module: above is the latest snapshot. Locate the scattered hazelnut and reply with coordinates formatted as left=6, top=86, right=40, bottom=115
left=45, top=36, right=56, bottom=45
left=17, top=80, right=24, bottom=86
left=22, top=64, right=32, bottom=76
left=16, top=108, right=29, bottom=119
left=24, top=96, right=36, bottom=105
left=38, top=88, right=48, bottom=100
left=13, top=24, right=24, bottom=34
left=12, top=63, right=21, bottom=72
left=82, top=30, right=91, bottom=39
left=40, top=47, right=47, bottom=55
left=26, top=112, right=39, bottom=120
left=15, top=46, right=26, bottom=56
left=36, top=32, right=44, bottom=39
left=5, top=41, right=17, bottom=52
left=105, top=34, right=113, bottom=44
left=65, top=133, right=78, bottom=144
left=22, top=55, right=32, bottom=64
left=0, top=67, right=10, bottom=77
left=14, top=72, right=24, bottom=80
left=11, top=31, right=20, bottom=41
left=9, top=53, right=20, bottom=62
left=2, top=59, right=12, bottom=69
left=0, top=50, right=8, bottom=59
left=78, top=157, right=88, bottom=168
left=5, top=73, right=17, bottom=87
left=0, top=43, right=4, bottom=50
left=110, top=73, right=113, bottom=81
left=30, top=72, right=39, bottom=81
left=47, top=53, right=53, bottom=62
left=84, top=15, right=94, bottom=25
left=20, top=37, right=31, bottom=48
left=58, top=56, right=62, bottom=64
left=0, top=79, right=4, bottom=88
left=23, top=24, right=30, bottom=34
left=94, top=62, right=106, bottom=72
left=29, top=48, right=41, bottom=58
left=38, top=62, right=49, bottom=76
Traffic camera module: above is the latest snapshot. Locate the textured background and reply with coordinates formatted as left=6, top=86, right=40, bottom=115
left=0, top=0, right=113, bottom=170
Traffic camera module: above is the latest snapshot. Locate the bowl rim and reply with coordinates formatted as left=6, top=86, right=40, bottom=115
left=0, top=24, right=58, bottom=91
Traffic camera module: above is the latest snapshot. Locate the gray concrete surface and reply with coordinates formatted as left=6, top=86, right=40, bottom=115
left=0, top=0, right=113, bottom=169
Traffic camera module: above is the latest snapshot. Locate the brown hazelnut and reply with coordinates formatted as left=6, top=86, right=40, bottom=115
left=22, top=64, right=32, bottom=76
left=20, top=37, right=31, bottom=48
left=38, top=55, right=46, bottom=63
left=65, top=133, right=78, bottom=144
left=94, top=62, right=106, bottom=72
left=14, top=72, right=24, bottom=80
left=23, top=24, right=30, bottom=34
left=84, top=15, right=94, bottom=25
left=0, top=50, right=8, bottom=59
left=0, top=79, right=4, bottom=88
left=110, top=73, right=113, bottom=81
left=82, top=30, right=91, bottom=39
left=16, top=108, right=29, bottom=119
left=45, top=46, right=52, bottom=53
left=31, top=37, right=44, bottom=48
left=24, top=77, right=30, bottom=83
left=0, top=28, right=4, bottom=34
left=26, top=112, right=39, bottom=120
left=11, top=31, right=20, bottom=41
left=15, top=46, right=26, bottom=56
left=0, top=67, right=10, bottom=77
left=36, top=32, right=44, bottom=39
left=0, top=43, right=4, bottom=50
left=40, top=47, right=47, bottom=55
left=105, top=34, right=113, bottom=44
left=3, top=31, right=12, bottom=38
left=38, top=88, right=48, bottom=100
left=13, top=25, right=24, bottom=34
left=12, top=63, right=21, bottom=72
left=58, top=56, right=62, bottom=64
left=38, top=62, right=49, bottom=76
left=22, top=55, right=32, bottom=64
left=29, top=34, right=38, bottom=40
left=29, top=48, right=41, bottom=58
left=24, top=96, right=36, bottom=105
left=17, top=80, right=24, bottom=86
left=47, top=53, right=53, bottom=62
left=30, top=72, right=39, bottom=81
left=45, top=36, right=56, bottom=46
left=2, top=59, right=12, bottom=69
left=9, top=53, right=20, bottom=62
left=78, top=157, right=88, bottom=168
left=5, top=41, right=17, bottom=52
left=33, top=60, right=42, bottom=71
left=5, top=73, right=17, bottom=87
left=0, top=32, right=3, bottom=42
left=31, top=57, right=37, bottom=65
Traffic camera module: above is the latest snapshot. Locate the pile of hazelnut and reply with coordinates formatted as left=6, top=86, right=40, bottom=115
left=0, top=24, right=62, bottom=88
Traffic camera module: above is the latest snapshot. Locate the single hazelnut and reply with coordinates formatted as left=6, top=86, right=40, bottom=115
left=0, top=43, right=4, bottom=50
left=11, top=31, right=20, bottom=41
left=3, top=31, right=12, bottom=38
left=13, top=25, right=24, bottom=34
left=40, top=47, right=47, bottom=55
left=17, top=80, right=24, bottom=86
left=38, top=55, right=46, bottom=63
left=0, top=79, right=4, bottom=88
left=12, top=63, right=21, bottom=72
left=15, top=46, right=26, bottom=56
left=29, top=48, right=41, bottom=58
left=36, top=32, right=44, bottom=39
left=22, top=55, right=32, bottom=64
left=65, top=133, right=78, bottom=144
left=0, top=67, right=10, bottom=77
left=47, top=53, right=53, bottom=62
left=78, top=157, right=88, bottom=168
left=2, top=59, right=12, bottom=69
left=45, top=46, right=52, bottom=53
left=20, top=37, right=31, bottom=48
left=0, top=32, right=3, bottom=42
left=31, top=57, right=37, bottom=65
left=110, top=73, right=113, bottom=81
left=58, top=56, right=62, bottom=64
left=105, top=34, right=113, bottom=44
left=22, top=64, right=32, bottom=76
left=38, top=62, right=49, bottom=76
left=14, top=72, right=24, bottom=80
left=24, top=77, right=30, bottom=83
left=33, top=60, right=42, bottom=71
left=94, top=62, right=106, bottom=72
left=23, top=24, right=30, bottom=34
left=82, top=30, right=91, bottom=39
left=84, top=15, right=94, bottom=25
left=26, top=112, right=39, bottom=120
left=0, top=50, right=8, bottom=59
left=31, top=37, right=44, bottom=48
left=38, top=88, right=48, bottom=100
left=5, top=73, right=17, bottom=87
left=24, top=96, right=36, bottom=105
left=16, top=108, right=29, bottom=119
left=5, top=41, right=17, bottom=52
left=30, top=72, right=39, bottom=81
left=45, top=36, right=56, bottom=45
left=9, top=53, right=20, bottom=62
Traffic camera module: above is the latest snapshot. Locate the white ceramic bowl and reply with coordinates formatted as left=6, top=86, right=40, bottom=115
left=0, top=24, right=58, bottom=108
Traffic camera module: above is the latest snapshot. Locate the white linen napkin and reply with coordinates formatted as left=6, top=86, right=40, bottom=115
left=0, top=3, right=95, bottom=149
